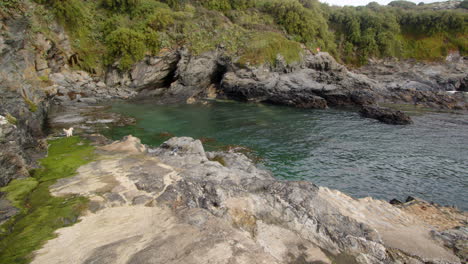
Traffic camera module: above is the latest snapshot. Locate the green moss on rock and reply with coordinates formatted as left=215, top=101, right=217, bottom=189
left=0, top=136, right=94, bottom=264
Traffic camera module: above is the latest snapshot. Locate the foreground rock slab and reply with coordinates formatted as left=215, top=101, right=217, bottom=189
left=31, top=136, right=464, bottom=264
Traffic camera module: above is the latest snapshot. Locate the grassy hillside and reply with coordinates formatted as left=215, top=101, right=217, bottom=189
left=2, top=0, right=467, bottom=72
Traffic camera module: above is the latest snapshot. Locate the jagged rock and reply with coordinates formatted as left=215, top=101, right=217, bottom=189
left=221, top=52, right=377, bottom=109
left=304, top=51, right=345, bottom=72
left=31, top=136, right=463, bottom=264
left=34, top=53, right=49, bottom=71
left=359, top=105, right=413, bottom=125
left=0, top=13, right=52, bottom=187
left=105, top=51, right=180, bottom=90
left=358, top=58, right=468, bottom=110
left=130, top=52, right=179, bottom=90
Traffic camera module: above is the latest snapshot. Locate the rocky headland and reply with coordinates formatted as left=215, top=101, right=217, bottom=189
left=29, top=136, right=468, bottom=264
left=0, top=3, right=467, bottom=264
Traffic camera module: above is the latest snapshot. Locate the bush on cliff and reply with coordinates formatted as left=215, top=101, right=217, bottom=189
left=30, top=0, right=468, bottom=71
left=105, top=27, right=158, bottom=70
left=238, top=32, right=303, bottom=66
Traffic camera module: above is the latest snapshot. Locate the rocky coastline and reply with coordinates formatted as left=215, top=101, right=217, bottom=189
left=1, top=6, right=467, bottom=264
left=28, top=135, right=468, bottom=264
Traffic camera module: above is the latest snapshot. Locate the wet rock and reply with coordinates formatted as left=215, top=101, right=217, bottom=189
left=389, top=198, right=403, bottom=205
left=47, top=104, right=136, bottom=136
left=359, top=105, right=413, bottom=125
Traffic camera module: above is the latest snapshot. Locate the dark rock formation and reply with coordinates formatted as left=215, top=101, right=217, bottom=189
left=0, top=12, right=52, bottom=187
left=359, top=105, right=413, bottom=125
left=105, top=51, right=180, bottom=90
left=221, top=52, right=378, bottom=109
left=358, top=58, right=468, bottom=110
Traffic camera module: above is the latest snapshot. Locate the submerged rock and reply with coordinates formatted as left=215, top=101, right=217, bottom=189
left=360, top=105, right=413, bottom=125
left=31, top=136, right=464, bottom=264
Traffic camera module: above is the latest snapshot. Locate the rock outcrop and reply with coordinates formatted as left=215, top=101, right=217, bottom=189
left=105, top=51, right=180, bottom=90
left=360, top=105, right=413, bottom=125
left=221, top=52, right=378, bottom=109
left=30, top=136, right=465, bottom=264
left=358, top=57, right=468, bottom=110
left=105, top=48, right=227, bottom=104
left=98, top=46, right=467, bottom=125
left=0, top=10, right=53, bottom=186
left=50, top=70, right=136, bottom=105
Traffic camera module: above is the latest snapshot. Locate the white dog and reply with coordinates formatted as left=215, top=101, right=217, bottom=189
left=63, top=127, right=74, bottom=137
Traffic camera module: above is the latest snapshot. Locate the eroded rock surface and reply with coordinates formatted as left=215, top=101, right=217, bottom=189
left=31, top=136, right=465, bottom=264
left=221, top=52, right=378, bottom=109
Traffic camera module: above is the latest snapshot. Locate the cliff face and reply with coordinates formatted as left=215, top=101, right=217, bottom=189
left=0, top=10, right=55, bottom=186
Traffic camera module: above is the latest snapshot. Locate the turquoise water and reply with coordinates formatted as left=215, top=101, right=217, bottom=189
left=105, top=100, right=468, bottom=210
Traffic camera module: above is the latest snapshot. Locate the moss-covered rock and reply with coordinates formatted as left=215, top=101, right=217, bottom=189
left=0, top=136, right=94, bottom=264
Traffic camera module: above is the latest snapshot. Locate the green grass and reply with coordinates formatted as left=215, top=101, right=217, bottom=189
left=208, top=155, right=226, bottom=166
left=5, top=113, right=17, bottom=125
left=0, top=136, right=95, bottom=264
left=238, top=32, right=302, bottom=66
left=23, top=98, right=38, bottom=113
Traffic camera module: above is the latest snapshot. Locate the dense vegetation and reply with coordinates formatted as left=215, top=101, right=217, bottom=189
left=7, top=0, right=467, bottom=71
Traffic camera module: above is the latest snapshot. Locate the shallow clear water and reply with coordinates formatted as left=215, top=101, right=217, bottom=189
left=105, top=100, right=468, bottom=210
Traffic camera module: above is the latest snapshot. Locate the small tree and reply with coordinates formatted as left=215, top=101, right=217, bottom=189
left=105, top=28, right=146, bottom=70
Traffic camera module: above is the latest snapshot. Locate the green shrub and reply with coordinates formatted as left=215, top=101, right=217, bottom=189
left=0, top=0, right=21, bottom=11
left=198, top=0, right=232, bottom=11
left=24, top=97, right=38, bottom=112
left=238, top=32, right=302, bottom=66
left=43, top=0, right=89, bottom=28
left=388, top=1, right=416, bottom=9
left=105, top=27, right=147, bottom=70
left=146, top=9, right=175, bottom=30
left=102, top=0, right=140, bottom=11
left=5, top=113, right=17, bottom=125
left=130, top=0, right=170, bottom=18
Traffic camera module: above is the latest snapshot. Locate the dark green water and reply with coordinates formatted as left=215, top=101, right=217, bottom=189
left=105, top=100, right=468, bottom=210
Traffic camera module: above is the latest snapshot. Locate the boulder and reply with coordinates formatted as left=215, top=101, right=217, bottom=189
left=99, top=135, right=147, bottom=154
